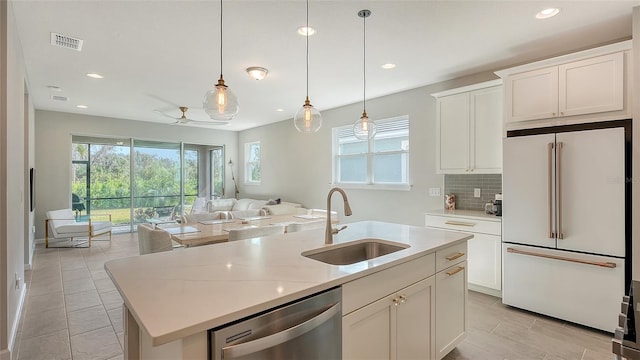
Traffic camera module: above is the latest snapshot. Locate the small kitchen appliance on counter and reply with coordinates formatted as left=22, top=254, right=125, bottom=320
left=493, top=194, right=502, bottom=216
left=613, top=280, right=640, bottom=359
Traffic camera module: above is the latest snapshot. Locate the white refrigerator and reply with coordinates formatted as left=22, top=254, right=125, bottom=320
left=502, top=124, right=629, bottom=332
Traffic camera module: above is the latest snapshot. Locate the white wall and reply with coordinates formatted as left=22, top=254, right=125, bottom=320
left=238, top=72, right=497, bottom=226
left=34, top=111, right=239, bottom=238
left=1, top=1, right=27, bottom=358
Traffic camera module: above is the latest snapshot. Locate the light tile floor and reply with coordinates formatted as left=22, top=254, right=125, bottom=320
left=13, top=233, right=614, bottom=360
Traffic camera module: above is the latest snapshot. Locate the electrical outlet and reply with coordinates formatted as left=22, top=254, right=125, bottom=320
left=429, top=188, right=441, bottom=197
left=32, top=225, right=36, bottom=233
left=474, top=188, right=481, bottom=198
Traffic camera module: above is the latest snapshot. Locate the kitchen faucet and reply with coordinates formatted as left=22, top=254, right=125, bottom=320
left=325, top=187, right=353, bottom=244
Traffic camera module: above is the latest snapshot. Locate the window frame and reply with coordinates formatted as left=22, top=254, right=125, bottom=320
left=244, top=141, right=261, bottom=185
left=332, top=115, right=410, bottom=191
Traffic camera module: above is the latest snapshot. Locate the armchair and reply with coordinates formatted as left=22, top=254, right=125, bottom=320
left=45, top=209, right=112, bottom=248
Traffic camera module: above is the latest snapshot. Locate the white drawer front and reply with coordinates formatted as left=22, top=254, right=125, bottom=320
left=342, top=254, right=436, bottom=315
left=502, top=243, right=624, bottom=332
left=435, top=241, right=467, bottom=273
left=425, top=214, right=501, bottom=236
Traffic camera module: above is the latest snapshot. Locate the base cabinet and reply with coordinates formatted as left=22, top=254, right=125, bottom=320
left=426, top=213, right=502, bottom=296
left=342, top=277, right=435, bottom=360
left=342, top=242, right=468, bottom=360
left=435, top=261, right=468, bottom=360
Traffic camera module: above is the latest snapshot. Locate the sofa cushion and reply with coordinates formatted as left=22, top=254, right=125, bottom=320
left=233, top=198, right=267, bottom=211
left=56, top=220, right=111, bottom=236
left=280, top=201, right=302, bottom=208
left=208, top=198, right=236, bottom=212
left=229, top=209, right=266, bottom=219
left=264, top=204, right=299, bottom=216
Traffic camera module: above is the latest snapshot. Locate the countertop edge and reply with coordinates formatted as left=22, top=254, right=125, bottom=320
left=425, top=208, right=502, bottom=222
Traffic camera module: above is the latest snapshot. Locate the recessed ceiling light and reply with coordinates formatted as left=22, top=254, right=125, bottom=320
left=276, top=108, right=284, bottom=112
left=297, top=26, right=316, bottom=36
left=381, top=63, right=396, bottom=69
left=86, top=73, right=104, bottom=79
left=76, top=105, right=88, bottom=109
left=536, top=8, right=560, bottom=19
left=47, top=85, right=62, bottom=92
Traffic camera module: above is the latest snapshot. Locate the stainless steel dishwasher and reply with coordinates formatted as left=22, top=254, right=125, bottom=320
left=209, top=287, right=342, bottom=360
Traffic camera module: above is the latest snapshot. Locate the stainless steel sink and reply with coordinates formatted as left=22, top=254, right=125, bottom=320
left=302, top=239, right=410, bottom=265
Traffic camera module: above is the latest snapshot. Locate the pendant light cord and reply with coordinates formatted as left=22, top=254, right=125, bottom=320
left=305, top=0, right=309, bottom=98
left=362, top=12, right=366, bottom=112
left=220, top=0, right=223, bottom=78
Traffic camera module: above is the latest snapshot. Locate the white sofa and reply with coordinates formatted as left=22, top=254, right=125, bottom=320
left=192, top=198, right=305, bottom=219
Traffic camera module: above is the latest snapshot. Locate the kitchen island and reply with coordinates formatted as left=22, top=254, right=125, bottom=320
left=105, top=220, right=472, bottom=359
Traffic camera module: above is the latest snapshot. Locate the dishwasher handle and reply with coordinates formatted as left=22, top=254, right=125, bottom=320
left=221, top=302, right=341, bottom=359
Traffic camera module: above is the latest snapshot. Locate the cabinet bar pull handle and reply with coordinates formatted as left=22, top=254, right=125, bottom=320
left=446, top=266, right=465, bottom=276
left=445, top=252, right=465, bottom=261
left=444, top=221, right=475, bottom=227
left=556, top=142, right=564, bottom=239
left=507, top=247, right=616, bottom=268
left=548, top=142, right=555, bottom=239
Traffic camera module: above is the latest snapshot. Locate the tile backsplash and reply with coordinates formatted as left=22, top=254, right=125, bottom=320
left=444, top=174, right=502, bottom=211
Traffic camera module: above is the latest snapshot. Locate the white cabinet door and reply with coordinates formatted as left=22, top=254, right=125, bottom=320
left=396, top=277, right=436, bottom=360
left=555, top=127, right=625, bottom=257
left=343, top=293, right=394, bottom=360
left=467, top=233, right=501, bottom=292
left=436, top=93, right=470, bottom=173
left=343, top=277, right=436, bottom=360
left=471, top=86, right=503, bottom=173
left=506, top=66, right=558, bottom=123
left=502, top=133, right=557, bottom=249
left=435, top=261, right=467, bottom=360
left=559, top=52, right=624, bottom=117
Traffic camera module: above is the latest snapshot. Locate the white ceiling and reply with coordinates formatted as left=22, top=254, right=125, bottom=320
left=11, top=0, right=639, bottom=131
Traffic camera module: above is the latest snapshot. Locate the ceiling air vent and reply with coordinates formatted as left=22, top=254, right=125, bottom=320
left=51, top=95, right=68, bottom=102
left=50, top=32, right=83, bottom=51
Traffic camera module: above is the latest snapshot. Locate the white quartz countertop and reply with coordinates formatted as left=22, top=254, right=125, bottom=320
left=426, top=208, right=502, bottom=222
left=105, top=220, right=472, bottom=346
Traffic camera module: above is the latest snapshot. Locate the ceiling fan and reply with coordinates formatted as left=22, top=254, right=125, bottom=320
left=156, top=106, right=229, bottom=126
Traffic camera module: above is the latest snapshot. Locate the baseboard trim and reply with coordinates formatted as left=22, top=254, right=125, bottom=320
left=0, top=348, right=11, bottom=360
left=8, top=285, right=27, bottom=356
left=468, top=284, right=502, bottom=298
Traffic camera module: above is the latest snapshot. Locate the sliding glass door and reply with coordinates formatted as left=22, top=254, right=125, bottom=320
left=72, top=136, right=223, bottom=232
left=72, top=137, right=132, bottom=228
left=132, top=140, right=182, bottom=225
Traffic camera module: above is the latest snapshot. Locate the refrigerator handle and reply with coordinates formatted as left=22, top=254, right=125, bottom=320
left=557, top=142, right=564, bottom=239
left=548, top=142, right=555, bottom=239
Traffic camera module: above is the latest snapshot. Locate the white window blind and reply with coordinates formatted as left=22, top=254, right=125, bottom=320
left=333, top=116, right=409, bottom=189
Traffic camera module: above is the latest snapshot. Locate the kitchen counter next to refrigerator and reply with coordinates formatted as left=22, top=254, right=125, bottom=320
left=425, top=209, right=502, bottom=222
left=425, top=209, right=502, bottom=297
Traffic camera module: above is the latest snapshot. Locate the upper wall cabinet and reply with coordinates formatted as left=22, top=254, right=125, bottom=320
left=496, top=41, right=631, bottom=130
left=432, top=80, right=503, bottom=174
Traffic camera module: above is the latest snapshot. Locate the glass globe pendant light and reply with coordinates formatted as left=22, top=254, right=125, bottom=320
left=353, top=9, right=377, bottom=140
left=203, top=0, right=239, bottom=121
left=294, top=0, right=322, bottom=133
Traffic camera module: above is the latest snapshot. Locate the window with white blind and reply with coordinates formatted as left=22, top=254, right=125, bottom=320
left=244, top=141, right=261, bottom=185
left=332, top=116, right=410, bottom=190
